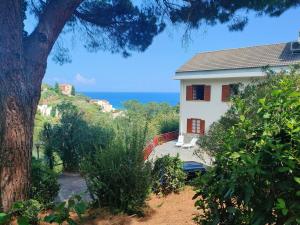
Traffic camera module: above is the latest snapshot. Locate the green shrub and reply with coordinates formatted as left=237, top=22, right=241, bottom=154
left=10, top=199, right=42, bottom=225
left=194, top=69, right=300, bottom=225
left=159, top=118, right=179, bottom=134
left=41, top=101, right=114, bottom=172
left=152, top=155, right=186, bottom=195
left=81, top=122, right=152, bottom=215
left=44, top=195, right=87, bottom=225
left=30, top=158, right=60, bottom=204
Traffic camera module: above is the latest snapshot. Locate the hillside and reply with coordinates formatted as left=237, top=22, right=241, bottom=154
left=33, top=84, right=112, bottom=144
left=39, top=84, right=112, bottom=122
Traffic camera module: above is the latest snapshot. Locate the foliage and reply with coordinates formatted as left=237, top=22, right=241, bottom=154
left=44, top=195, right=87, bottom=225
left=152, top=155, right=186, bottom=196
left=54, top=82, right=60, bottom=94
left=39, top=122, right=55, bottom=169
left=81, top=120, right=152, bottom=215
left=42, top=101, right=114, bottom=172
left=30, top=158, right=60, bottom=205
left=52, top=102, right=88, bottom=171
left=0, top=200, right=43, bottom=225
left=71, top=86, right=75, bottom=96
left=194, top=69, right=300, bottom=225
left=0, top=196, right=87, bottom=225
left=159, top=117, right=179, bottom=134
left=27, top=0, right=299, bottom=61
left=123, top=100, right=179, bottom=139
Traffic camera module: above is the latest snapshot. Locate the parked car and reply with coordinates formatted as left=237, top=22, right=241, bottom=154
left=183, top=161, right=206, bottom=179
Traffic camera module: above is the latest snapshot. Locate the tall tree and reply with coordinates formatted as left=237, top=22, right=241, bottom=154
left=54, top=82, right=60, bottom=94
left=0, top=0, right=298, bottom=211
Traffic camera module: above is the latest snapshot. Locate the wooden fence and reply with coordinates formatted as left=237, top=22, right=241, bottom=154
left=143, top=131, right=179, bottom=160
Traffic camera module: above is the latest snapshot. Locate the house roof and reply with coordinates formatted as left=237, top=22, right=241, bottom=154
left=176, top=43, right=300, bottom=73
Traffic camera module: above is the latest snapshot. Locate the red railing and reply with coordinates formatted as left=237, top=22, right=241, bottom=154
left=143, top=131, right=179, bottom=160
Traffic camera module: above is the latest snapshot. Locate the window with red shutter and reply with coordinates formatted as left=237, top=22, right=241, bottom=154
left=222, top=84, right=240, bottom=102
left=187, top=119, right=192, bottom=133
left=204, top=85, right=211, bottom=101
left=186, top=86, right=193, bottom=101
left=222, top=85, right=230, bottom=102
left=187, top=118, right=205, bottom=135
left=200, top=119, right=205, bottom=135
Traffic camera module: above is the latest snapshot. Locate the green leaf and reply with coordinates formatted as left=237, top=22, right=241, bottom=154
left=17, top=217, right=30, bottom=225
left=296, top=191, right=300, bottom=197
left=278, top=167, right=290, bottom=173
left=240, top=115, right=245, bottom=121
left=44, top=214, right=57, bottom=223
left=294, top=177, right=300, bottom=184
left=272, top=89, right=282, bottom=96
left=282, top=208, right=289, bottom=216
left=258, top=98, right=265, bottom=105
left=74, top=202, right=87, bottom=216
left=276, top=198, right=286, bottom=209
left=0, top=213, right=9, bottom=224
left=230, top=152, right=240, bottom=159
left=67, top=218, right=78, bottom=225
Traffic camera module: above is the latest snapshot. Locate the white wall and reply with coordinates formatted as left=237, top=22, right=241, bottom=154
left=178, top=66, right=290, bottom=135
left=180, top=78, right=245, bottom=134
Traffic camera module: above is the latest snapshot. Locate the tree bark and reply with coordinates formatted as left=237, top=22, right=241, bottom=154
left=0, top=0, right=83, bottom=211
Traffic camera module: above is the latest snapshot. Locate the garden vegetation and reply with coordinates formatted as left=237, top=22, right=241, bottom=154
left=194, top=68, right=300, bottom=225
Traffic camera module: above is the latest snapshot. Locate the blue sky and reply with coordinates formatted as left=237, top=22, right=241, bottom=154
left=26, top=7, right=299, bottom=92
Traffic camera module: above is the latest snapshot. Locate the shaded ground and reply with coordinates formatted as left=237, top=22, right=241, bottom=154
left=56, top=172, right=91, bottom=202
left=83, top=186, right=199, bottom=225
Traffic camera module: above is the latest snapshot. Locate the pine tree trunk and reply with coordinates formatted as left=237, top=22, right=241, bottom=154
left=0, top=81, right=39, bottom=211
left=0, top=0, right=82, bottom=211
left=0, top=0, right=44, bottom=211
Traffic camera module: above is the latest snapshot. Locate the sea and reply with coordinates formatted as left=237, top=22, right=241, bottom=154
left=82, top=92, right=180, bottom=109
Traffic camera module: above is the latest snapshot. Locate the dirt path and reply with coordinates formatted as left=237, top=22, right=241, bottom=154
left=84, top=186, right=199, bottom=225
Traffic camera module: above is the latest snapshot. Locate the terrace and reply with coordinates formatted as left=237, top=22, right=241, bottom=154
left=144, top=132, right=213, bottom=166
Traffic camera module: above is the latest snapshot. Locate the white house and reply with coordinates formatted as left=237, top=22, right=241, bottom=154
left=59, top=83, right=73, bottom=96
left=90, top=99, right=115, bottom=112
left=174, top=42, right=300, bottom=136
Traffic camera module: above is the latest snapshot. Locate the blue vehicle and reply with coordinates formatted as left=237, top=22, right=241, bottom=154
left=183, top=161, right=206, bottom=179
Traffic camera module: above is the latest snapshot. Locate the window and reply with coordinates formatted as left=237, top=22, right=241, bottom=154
left=193, top=85, right=205, bottom=100
left=222, top=84, right=239, bottom=102
left=230, top=84, right=239, bottom=96
left=192, top=119, right=201, bottom=133
left=186, top=85, right=211, bottom=101
left=187, top=118, right=205, bottom=135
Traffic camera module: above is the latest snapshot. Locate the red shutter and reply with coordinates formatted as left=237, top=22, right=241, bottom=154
left=187, top=119, right=192, bottom=133
left=204, top=85, right=211, bottom=101
left=222, top=85, right=230, bottom=102
left=186, top=86, right=193, bottom=101
left=200, top=119, right=205, bottom=135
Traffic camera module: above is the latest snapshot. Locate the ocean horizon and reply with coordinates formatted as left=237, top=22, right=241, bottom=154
left=82, top=92, right=180, bottom=109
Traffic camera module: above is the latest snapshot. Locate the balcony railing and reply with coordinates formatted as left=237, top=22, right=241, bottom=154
left=143, top=131, right=179, bottom=160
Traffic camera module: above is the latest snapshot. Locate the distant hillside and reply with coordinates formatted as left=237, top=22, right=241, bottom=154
left=33, top=84, right=112, bottom=144
left=39, top=83, right=111, bottom=123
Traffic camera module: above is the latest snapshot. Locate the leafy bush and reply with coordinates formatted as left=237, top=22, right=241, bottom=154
left=10, top=200, right=42, bottom=225
left=41, top=101, right=114, bottom=172
left=44, top=195, right=87, bottom=225
left=152, top=154, right=186, bottom=195
left=159, top=117, right=179, bottom=134
left=0, top=196, right=87, bottom=225
left=194, top=69, right=300, bottom=225
left=81, top=122, right=152, bottom=215
left=30, top=158, right=60, bottom=204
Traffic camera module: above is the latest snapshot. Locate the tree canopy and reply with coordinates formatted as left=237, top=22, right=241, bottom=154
left=24, top=0, right=300, bottom=61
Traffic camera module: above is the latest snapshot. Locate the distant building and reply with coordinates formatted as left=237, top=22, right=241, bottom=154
left=37, top=105, right=52, bottom=117
left=90, top=99, right=114, bottom=112
left=59, top=84, right=73, bottom=96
